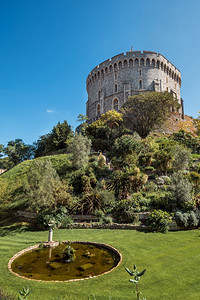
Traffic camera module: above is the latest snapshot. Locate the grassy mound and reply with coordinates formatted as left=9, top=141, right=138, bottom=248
left=0, top=154, right=72, bottom=211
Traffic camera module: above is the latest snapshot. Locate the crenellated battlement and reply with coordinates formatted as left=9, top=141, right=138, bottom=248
left=87, top=51, right=181, bottom=86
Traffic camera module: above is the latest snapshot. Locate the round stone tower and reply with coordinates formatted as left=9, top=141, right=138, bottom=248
left=86, top=50, right=183, bottom=122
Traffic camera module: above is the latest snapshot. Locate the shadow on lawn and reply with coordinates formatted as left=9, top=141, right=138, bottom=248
left=0, top=218, right=36, bottom=237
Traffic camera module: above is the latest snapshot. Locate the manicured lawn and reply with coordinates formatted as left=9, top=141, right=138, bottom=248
left=0, top=223, right=199, bottom=300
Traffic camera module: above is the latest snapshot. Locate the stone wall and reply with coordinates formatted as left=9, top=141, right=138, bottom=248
left=86, top=50, right=183, bottom=121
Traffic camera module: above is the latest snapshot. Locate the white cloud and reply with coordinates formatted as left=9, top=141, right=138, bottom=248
left=46, top=109, right=55, bottom=113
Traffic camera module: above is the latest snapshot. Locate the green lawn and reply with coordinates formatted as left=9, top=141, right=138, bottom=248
left=0, top=223, right=199, bottom=300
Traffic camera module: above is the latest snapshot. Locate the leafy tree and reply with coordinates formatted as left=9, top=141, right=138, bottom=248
left=0, top=144, right=3, bottom=159
left=154, top=138, right=176, bottom=175
left=68, top=133, right=91, bottom=169
left=2, top=139, right=34, bottom=169
left=76, top=113, right=88, bottom=133
left=112, top=134, right=141, bottom=158
left=171, top=130, right=200, bottom=154
left=34, top=120, right=73, bottom=157
left=85, top=110, right=124, bottom=151
left=189, top=171, right=200, bottom=194
left=121, top=91, right=180, bottom=138
left=24, top=160, right=59, bottom=211
left=172, top=144, right=191, bottom=171
left=170, top=171, right=193, bottom=210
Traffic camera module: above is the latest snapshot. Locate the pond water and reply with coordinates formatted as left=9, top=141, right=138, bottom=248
left=11, top=242, right=121, bottom=281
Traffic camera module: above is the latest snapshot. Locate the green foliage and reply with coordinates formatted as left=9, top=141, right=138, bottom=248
left=85, top=110, right=124, bottom=151
left=114, top=198, right=140, bottom=223
left=99, top=215, right=113, bottom=225
left=35, top=206, right=72, bottom=229
left=77, top=190, right=103, bottom=215
left=63, top=244, right=76, bottom=262
left=108, top=168, right=148, bottom=199
left=18, top=286, right=31, bottom=300
left=34, top=120, right=73, bottom=157
left=68, top=133, right=91, bottom=169
left=122, top=91, right=179, bottom=138
left=172, top=144, right=191, bottom=171
left=175, top=210, right=199, bottom=227
left=96, top=189, right=116, bottom=213
left=24, top=159, right=59, bottom=211
left=147, top=210, right=172, bottom=233
left=147, top=191, right=173, bottom=211
left=125, top=264, right=146, bottom=300
left=1, top=139, right=34, bottom=169
left=112, top=134, right=142, bottom=158
left=171, top=130, right=200, bottom=154
left=170, top=171, right=193, bottom=210
left=189, top=171, right=200, bottom=193
left=154, top=137, right=176, bottom=175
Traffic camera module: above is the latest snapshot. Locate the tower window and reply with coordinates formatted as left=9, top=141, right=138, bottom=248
left=139, top=80, right=142, bottom=89
left=97, top=104, right=101, bottom=117
left=113, top=98, right=119, bottom=111
left=114, top=84, right=118, bottom=93
left=139, top=70, right=142, bottom=76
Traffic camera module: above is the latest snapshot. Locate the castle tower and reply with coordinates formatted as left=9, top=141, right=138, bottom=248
left=86, top=51, right=183, bottom=122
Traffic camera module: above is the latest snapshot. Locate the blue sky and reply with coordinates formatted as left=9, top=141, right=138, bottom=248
left=0, top=0, right=199, bottom=146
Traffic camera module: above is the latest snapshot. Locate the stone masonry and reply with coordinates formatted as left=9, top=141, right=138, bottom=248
left=86, top=50, right=183, bottom=122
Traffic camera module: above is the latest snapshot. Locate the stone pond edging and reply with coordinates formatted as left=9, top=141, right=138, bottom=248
left=8, top=241, right=122, bottom=283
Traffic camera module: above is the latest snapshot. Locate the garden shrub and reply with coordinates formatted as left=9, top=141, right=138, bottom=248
left=114, top=198, right=140, bottom=223
left=169, top=171, right=193, bottom=210
left=99, top=215, right=113, bottom=225
left=97, top=189, right=116, bottom=213
left=35, top=206, right=72, bottom=229
left=147, top=191, right=173, bottom=211
left=147, top=210, right=172, bottom=233
left=175, top=210, right=199, bottom=228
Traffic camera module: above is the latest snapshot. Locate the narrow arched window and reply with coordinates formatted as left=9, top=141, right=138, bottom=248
left=114, top=84, right=118, bottom=93
left=139, top=80, right=142, bottom=89
left=114, top=63, right=117, bottom=71
left=129, top=59, right=133, bottom=67
left=113, top=98, right=119, bottom=111
left=140, top=58, right=144, bottom=66
left=119, top=61, right=122, bottom=69
left=157, top=60, right=160, bottom=69
left=124, top=60, right=127, bottom=68
left=109, top=65, right=112, bottom=72
left=97, top=104, right=101, bottom=117
left=146, top=58, right=150, bottom=67
left=152, top=59, right=155, bottom=68
left=135, top=58, right=139, bottom=66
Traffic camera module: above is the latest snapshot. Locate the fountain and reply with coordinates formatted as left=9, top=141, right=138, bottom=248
left=8, top=233, right=122, bottom=282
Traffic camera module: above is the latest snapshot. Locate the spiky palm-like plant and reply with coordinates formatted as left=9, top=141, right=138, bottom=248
left=125, top=264, right=146, bottom=300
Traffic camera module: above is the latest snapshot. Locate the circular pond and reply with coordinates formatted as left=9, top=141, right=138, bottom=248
left=9, top=241, right=122, bottom=282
